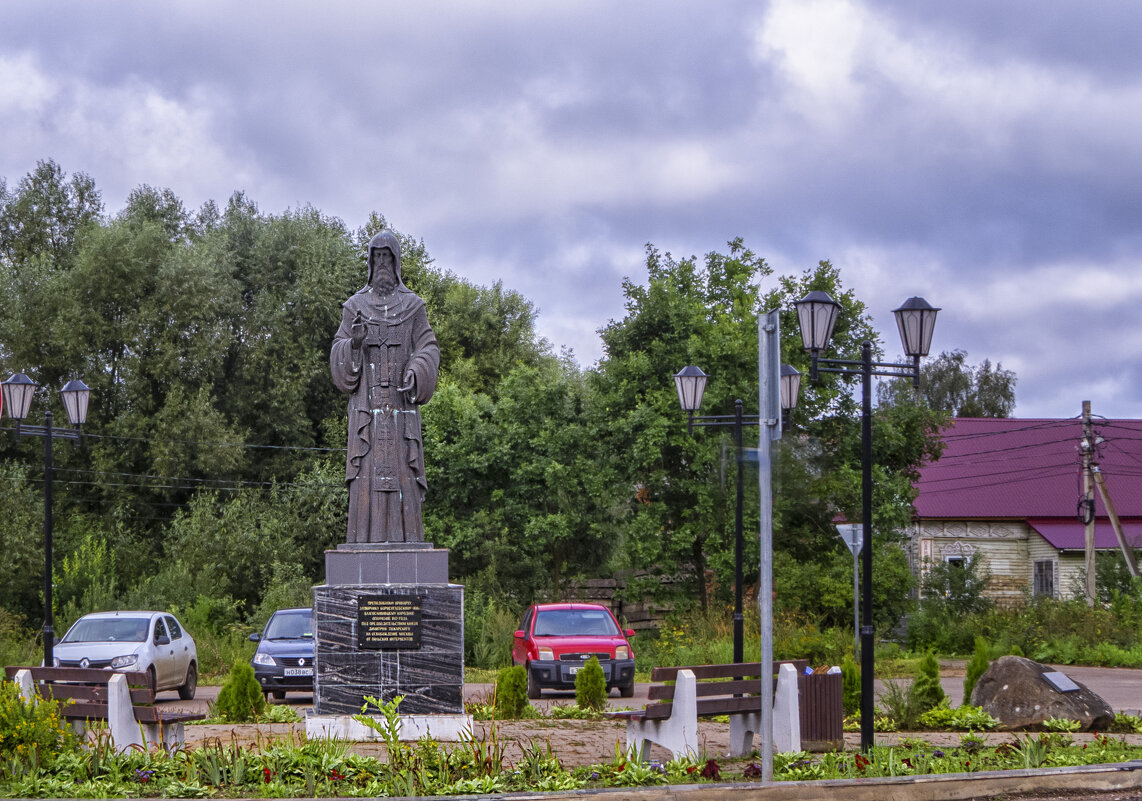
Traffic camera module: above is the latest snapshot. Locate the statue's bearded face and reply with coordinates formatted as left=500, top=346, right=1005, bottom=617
left=370, top=247, right=397, bottom=294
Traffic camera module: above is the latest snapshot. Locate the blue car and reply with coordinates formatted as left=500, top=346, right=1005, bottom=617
left=249, top=608, right=314, bottom=700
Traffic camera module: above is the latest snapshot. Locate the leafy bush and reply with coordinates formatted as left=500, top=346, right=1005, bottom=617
left=1109, top=712, right=1142, bottom=734
left=464, top=589, right=518, bottom=670
left=250, top=562, right=314, bottom=630
left=214, top=662, right=266, bottom=722
left=840, top=653, right=860, bottom=715
left=494, top=666, right=529, bottom=719
left=964, top=636, right=990, bottom=704
left=917, top=701, right=998, bottom=731
left=912, top=651, right=945, bottom=712
left=0, top=679, right=78, bottom=772
left=876, top=678, right=927, bottom=730
left=773, top=547, right=915, bottom=634
left=575, top=656, right=607, bottom=711
left=1042, top=717, right=1081, bottom=732
left=0, top=608, right=38, bottom=670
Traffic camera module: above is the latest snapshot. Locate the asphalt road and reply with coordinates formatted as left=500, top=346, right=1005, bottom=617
left=155, top=663, right=1142, bottom=716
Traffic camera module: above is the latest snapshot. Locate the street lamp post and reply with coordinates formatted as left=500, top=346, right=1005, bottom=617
left=673, top=363, right=801, bottom=665
left=794, top=292, right=939, bottom=752
left=1, top=373, right=92, bottom=668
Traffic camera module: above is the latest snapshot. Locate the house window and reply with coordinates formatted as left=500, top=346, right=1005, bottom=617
left=946, top=556, right=965, bottom=569
left=1034, top=560, right=1056, bottom=598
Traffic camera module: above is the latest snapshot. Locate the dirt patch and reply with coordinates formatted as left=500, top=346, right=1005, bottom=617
left=183, top=719, right=1142, bottom=769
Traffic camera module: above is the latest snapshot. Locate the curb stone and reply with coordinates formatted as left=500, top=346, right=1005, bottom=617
left=429, top=760, right=1142, bottom=801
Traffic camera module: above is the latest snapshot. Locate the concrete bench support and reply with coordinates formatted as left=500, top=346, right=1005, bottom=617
left=728, top=662, right=802, bottom=756
left=625, top=668, right=699, bottom=760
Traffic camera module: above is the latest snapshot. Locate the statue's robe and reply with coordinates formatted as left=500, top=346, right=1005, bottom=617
left=330, top=284, right=439, bottom=543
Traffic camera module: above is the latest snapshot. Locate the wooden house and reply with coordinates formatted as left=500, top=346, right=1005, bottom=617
left=907, top=417, right=1142, bottom=604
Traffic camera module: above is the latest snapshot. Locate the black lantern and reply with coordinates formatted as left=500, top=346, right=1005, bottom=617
left=893, top=296, right=940, bottom=358
left=672, top=365, right=708, bottom=413
left=1, top=373, right=38, bottom=421
left=60, top=380, right=91, bottom=427
left=780, top=364, right=801, bottom=412
left=794, top=291, right=841, bottom=354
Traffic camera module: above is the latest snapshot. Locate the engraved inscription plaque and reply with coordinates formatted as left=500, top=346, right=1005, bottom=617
left=358, top=594, right=424, bottom=650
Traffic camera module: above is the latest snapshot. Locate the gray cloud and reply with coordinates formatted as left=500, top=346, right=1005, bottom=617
left=2, top=0, right=1141, bottom=417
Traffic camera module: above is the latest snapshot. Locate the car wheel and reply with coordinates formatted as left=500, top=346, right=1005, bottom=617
left=178, top=662, right=198, bottom=700
left=619, top=681, right=635, bottom=698
left=146, top=666, right=157, bottom=697
left=526, top=664, right=541, bottom=699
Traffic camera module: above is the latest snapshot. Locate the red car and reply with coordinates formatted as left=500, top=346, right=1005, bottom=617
left=511, top=602, right=636, bottom=698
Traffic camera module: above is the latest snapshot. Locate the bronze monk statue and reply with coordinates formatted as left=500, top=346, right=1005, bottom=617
left=331, top=231, right=440, bottom=543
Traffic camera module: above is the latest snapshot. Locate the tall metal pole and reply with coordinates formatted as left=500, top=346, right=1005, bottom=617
left=43, top=410, right=55, bottom=668
left=859, top=342, right=875, bottom=752
left=757, top=310, right=780, bottom=782
left=733, top=399, right=744, bottom=665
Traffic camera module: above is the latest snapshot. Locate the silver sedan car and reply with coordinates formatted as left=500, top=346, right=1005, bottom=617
left=53, top=610, right=199, bottom=699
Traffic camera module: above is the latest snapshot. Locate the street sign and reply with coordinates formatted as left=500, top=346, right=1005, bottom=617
left=837, top=523, right=863, bottom=556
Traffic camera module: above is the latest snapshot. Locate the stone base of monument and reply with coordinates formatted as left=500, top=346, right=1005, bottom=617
left=305, top=711, right=472, bottom=742
left=310, top=545, right=470, bottom=741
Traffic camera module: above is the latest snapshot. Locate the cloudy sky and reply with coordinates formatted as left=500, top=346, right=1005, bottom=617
left=2, top=1, right=1140, bottom=419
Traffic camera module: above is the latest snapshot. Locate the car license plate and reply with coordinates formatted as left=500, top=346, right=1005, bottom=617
left=284, top=668, right=313, bottom=677
left=568, top=666, right=581, bottom=675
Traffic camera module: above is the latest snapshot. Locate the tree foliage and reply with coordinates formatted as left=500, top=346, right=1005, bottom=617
left=0, top=160, right=949, bottom=644
left=0, top=162, right=560, bottom=627
left=880, top=349, right=1017, bottom=417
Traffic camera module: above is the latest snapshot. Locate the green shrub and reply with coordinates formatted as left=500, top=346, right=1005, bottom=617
left=214, top=662, right=266, bottom=722
left=1109, top=712, right=1142, bottom=734
left=464, top=589, right=518, bottom=670
left=0, top=609, right=38, bottom=670
left=250, top=562, right=314, bottom=630
left=494, top=666, right=529, bottom=719
left=917, top=701, right=998, bottom=731
left=575, top=656, right=607, bottom=712
left=912, top=651, right=945, bottom=713
left=840, top=652, right=860, bottom=715
left=0, top=679, right=78, bottom=771
left=877, top=679, right=927, bottom=730
left=964, top=636, right=990, bottom=704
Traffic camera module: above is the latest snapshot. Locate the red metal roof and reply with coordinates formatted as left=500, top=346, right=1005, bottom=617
left=1028, top=519, right=1142, bottom=551
left=913, top=417, right=1142, bottom=521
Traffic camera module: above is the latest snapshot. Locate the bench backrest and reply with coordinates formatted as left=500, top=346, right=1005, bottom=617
left=649, top=659, right=808, bottom=684
left=4, top=666, right=156, bottom=712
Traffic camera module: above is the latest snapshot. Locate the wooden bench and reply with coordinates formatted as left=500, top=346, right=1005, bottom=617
left=608, top=660, right=843, bottom=760
left=5, top=666, right=205, bottom=752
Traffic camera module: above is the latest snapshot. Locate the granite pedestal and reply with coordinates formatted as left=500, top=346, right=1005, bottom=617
left=309, top=543, right=468, bottom=741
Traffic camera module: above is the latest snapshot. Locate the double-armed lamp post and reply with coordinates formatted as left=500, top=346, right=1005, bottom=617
left=1, top=373, right=92, bottom=668
left=671, top=362, right=802, bottom=665
left=793, top=292, right=939, bottom=751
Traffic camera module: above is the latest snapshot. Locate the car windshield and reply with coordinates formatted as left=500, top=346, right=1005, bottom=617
left=61, top=617, right=149, bottom=643
left=533, top=609, right=619, bottom=637
left=264, top=611, right=314, bottom=640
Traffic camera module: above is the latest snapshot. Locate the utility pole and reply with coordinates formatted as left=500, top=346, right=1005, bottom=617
left=1082, top=400, right=1096, bottom=607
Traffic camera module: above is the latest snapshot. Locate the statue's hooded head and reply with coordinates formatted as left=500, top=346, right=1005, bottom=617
left=367, top=230, right=403, bottom=288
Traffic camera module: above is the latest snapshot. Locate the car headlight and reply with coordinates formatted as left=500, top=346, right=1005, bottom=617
left=537, top=647, right=554, bottom=661
left=253, top=652, right=276, bottom=667
left=111, top=654, right=138, bottom=669
left=615, top=646, right=629, bottom=660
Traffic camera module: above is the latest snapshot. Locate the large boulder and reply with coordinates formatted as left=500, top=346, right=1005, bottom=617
left=970, top=655, right=1114, bottom=731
